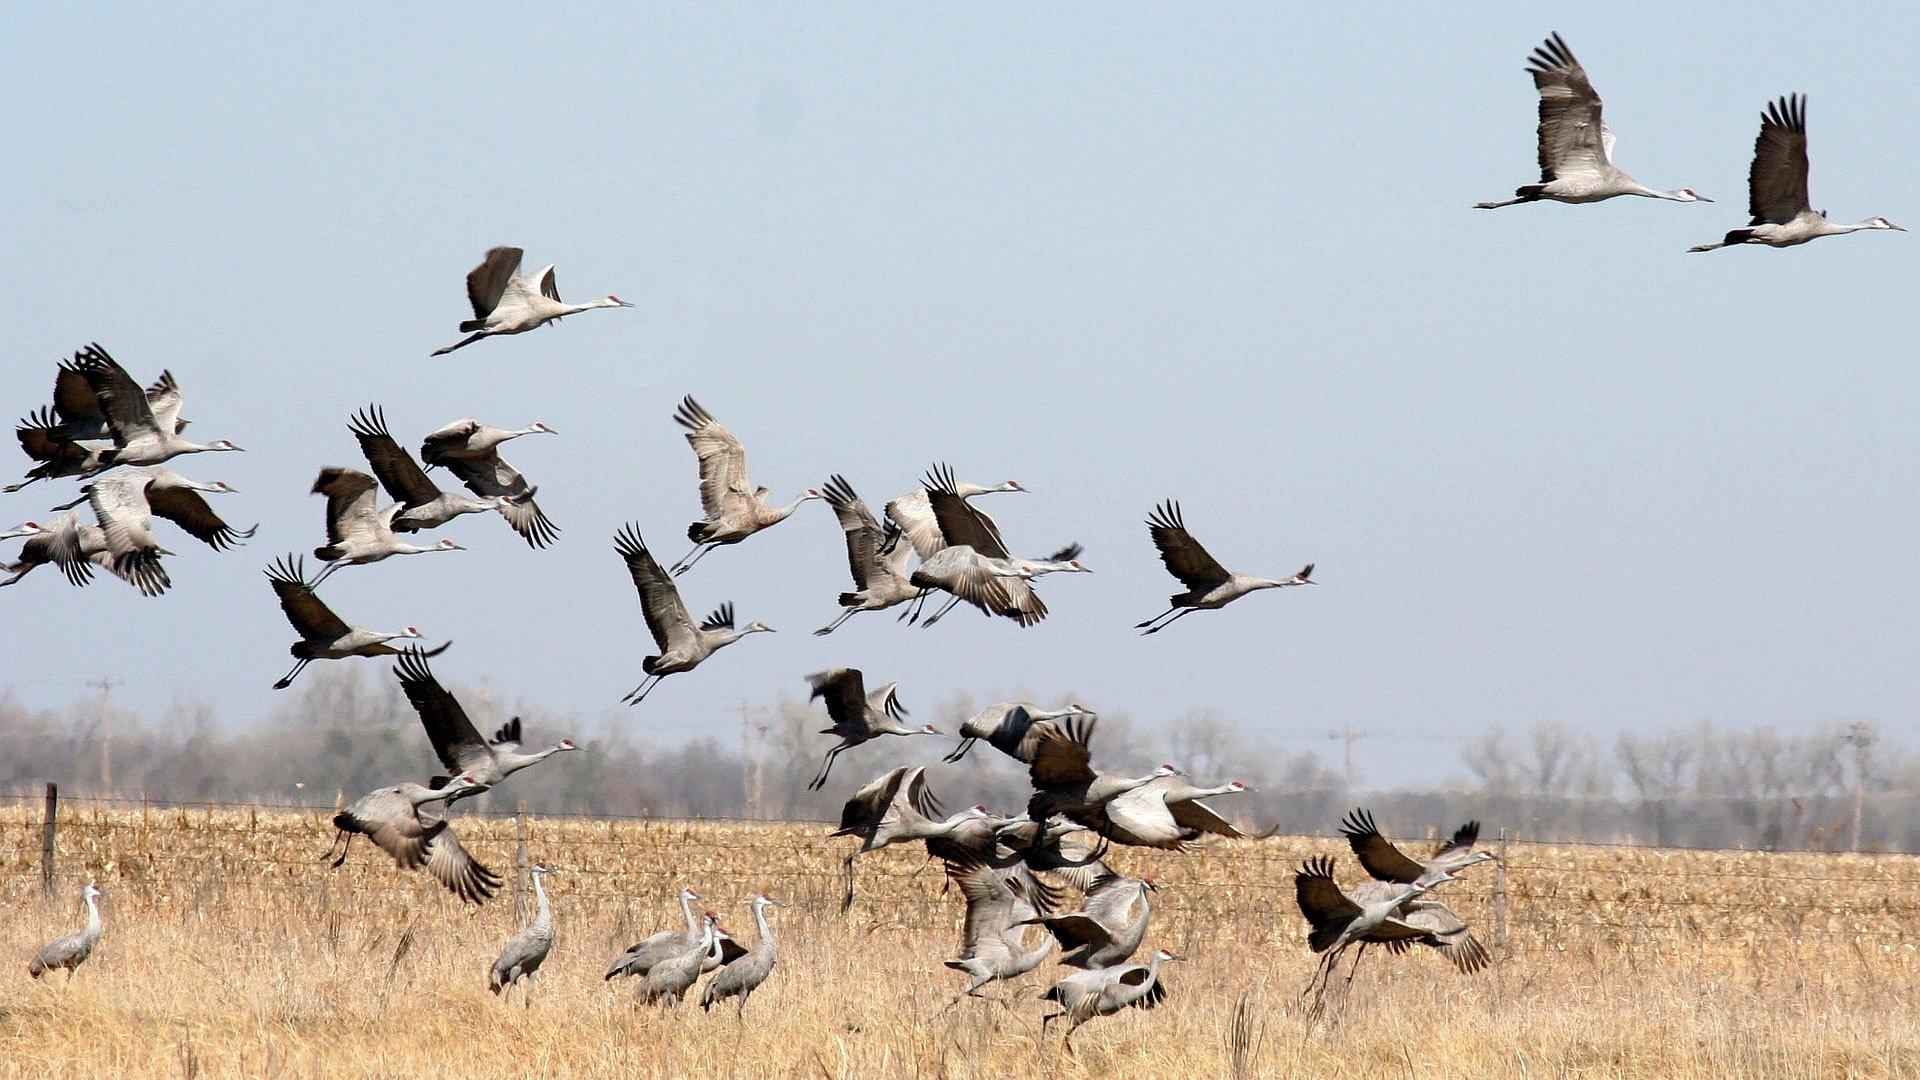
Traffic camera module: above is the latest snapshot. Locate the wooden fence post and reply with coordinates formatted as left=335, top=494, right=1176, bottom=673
left=1492, top=826, right=1508, bottom=949
left=41, top=782, right=58, bottom=895
left=514, top=801, right=530, bottom=924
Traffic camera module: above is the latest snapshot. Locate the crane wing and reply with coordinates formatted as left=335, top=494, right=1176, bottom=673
left=146, top=482, right=254, bottom=550
left=465, top=247, right=524, bottom=321
left=86, top=472, right=162, bottom=562
left=265, top=555, right=351, bottom=639
left=883, top=488, right=948, bottom=560
left=1167, top=796, right=1244, bottom=839
left=615, top=524, right=696, bottom=653
left=352, top=789, right=434, bottom=869
left=673, top=396, right=750, bottom=521
left=924, top=463, right=1009, bottom=557
left=348, top=406, right=441, bottom=507
left=834, top=766, right=915, bottom=834
left=901, top=764, right=944, bottom=819
left=1294, top=856, right=1363, bottom=947
left=1748, top=93, right=1811, bottom=225
left=1338, top=808, right=1429, bottom=884
left=1027, top=715, right=1097, bottom=787
left=1081, top=874, right=1148, bottom=935
left=74, top=343, right=161, bottom=444
left=419, top=819, right=502, bottom=904
left=1145, top=501, right=1230, bottom=590
left=823, top=474, right=886, bottom=589
left=1433, top=819, right=1482, bottom=862
left=15, top=408, right=83, bottom=464
left=441, top=452, right=558, bottom=548
left=418, top=419, right=479, bottom=466
left=394, top=647, right=493, bottom=776
left=534, top=264, right=561, bottom=302
left=52, top=361, right=102, bottom=428
left=311, top=468, right=383, bottom=546
left=1526, top=33, right=1610, bottom=180
left=1099, top=785, right=1185, bottom=848
left=946, top=858, right=1018, bottom=959
left=807, top=667, right=871, bottom=730
left=144, top=370, right=186, bottom=436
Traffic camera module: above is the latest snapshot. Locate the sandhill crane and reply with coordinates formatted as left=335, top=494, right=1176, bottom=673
left=1024, top=715, right=1180, bottom=822
left=885, top=476, right=1027, bottom=560
left=815, top=474, right=923, bottom=635
left=605, top=888, right=703, bottom=980
left=7, top=352, right=190, bottom=491
left=1074, top=776, right=1249, bottom=850
left=1345, top=879, right=1491, bottom=975
left=668, top=396, right=822, bottom=575
left=701, top=894, right=780, bottom=1012
left=1690, top=94, right=1903, bottom=252
left=309, top=467, right=464, bottom=586
left=28, top=884, right=103, bottom=981
left=491, top=862, right=560, bottom=1002
left=1040, top=947, right=1181, bottom=1051
left=832, top=765, right=984, bottom=909
left=419, top=418, right=557, bottom=464
left=324, top=774, right=501, bottom=904
left=1, top=514, right=166, bottom=595
left=942, top=858, right=1062, bottom=1002
left=347, top=407, right=514, bottom=533
left=944, top=701, right=1094, bottom=764
left=394, top=647, right=580, bottom=797
left=1293, top=855, right=1450, bottom=1006
left=615, top=524, right=772, bottom=705
left=432, top=246, right=631, bottom=356
left=1020, top=870, right=1158, bottom=969
left=906, top=464, right=1066, bottom=628
left=1136, top=500, right=1313, bottom=634
left=1339, top=809, right=1498, bottom=885
left=71, top=344, right=242, bottom=472
left=806, top=669, right=941, bottom=792
left=265, top=555, right=446, bottom=688
left=1476, top=34, right=1710, bottom=210
left=63, top=468, right=253, bottom=585
left=638, top=913, right=723, bottom=1007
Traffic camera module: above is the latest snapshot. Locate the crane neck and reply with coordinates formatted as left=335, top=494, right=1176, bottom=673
left=679, top=893, right=699, bottom=936
left=530, top=872, right=552, bottom=929
left=751, top=901, right=774, bottom=945
left=82, top=893, right=102, bottom=937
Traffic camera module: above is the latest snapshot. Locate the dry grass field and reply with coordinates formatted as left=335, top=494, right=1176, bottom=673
left=3, top=799, right=1918, bottom=1079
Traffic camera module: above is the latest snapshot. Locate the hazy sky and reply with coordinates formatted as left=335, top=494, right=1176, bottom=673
left=6, top=5, right=1915, bottom=790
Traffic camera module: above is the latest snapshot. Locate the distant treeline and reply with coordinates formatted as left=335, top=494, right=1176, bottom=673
left=1, top=671, right=1910, bottom=853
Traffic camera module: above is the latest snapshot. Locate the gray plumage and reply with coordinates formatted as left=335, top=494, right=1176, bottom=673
left=1690, top=94, right=1903, bottom=251
left=943, top=860, right=1061, bottom=997
left=1339, top=809, right=1498, bottom=885
left=266, top=555, right=444, bottom=688
left=1021, top=869, right=1158, bottom=969
left=348, top=406, right=513, bottom=534
left=0, top=513, right=165, bottom=595
left=831, top=764, right=985, bottom=910
left=491, top=863, right=559, bottom=995
left=325, top=774, right=501, bottom=904
left=309, top=467, right=465, bottom=585
left=1346, top=879, right=1491, bottom=975
left=1137, top=500, right=1313, bottom=634
left=668, top=396, right=823, bottom=575
left=431, top=246, right=631, bottom=356
left=944, top=701, right=1093, bottom=764
left=701, top=895, right=780, bottom=1011
left=29, top=884, right=103, bottom=980
left=814, top=474, right=923, bottom=635
left=807, top=670, right=940, bottom=792
left=1073, top=776, right=1249, bottom=850
left=605, top=887, right=702, bottom=980
left=1041, top=948, right=1180, bottom=1050
left=393, top=647, right=579, bottom=799
left=70, top=344, right=243, bottom=473
left=638, top=914, right=720, bottom=1006
left=616, top=524, right=773, bottom=705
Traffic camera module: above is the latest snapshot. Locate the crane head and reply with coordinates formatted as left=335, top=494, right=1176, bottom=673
left=1226, top=780, right=1249, bottom=793
left=1670, top=188, right=1712, bottom=203
left=0, top=521, right=39, bottom=539
left=210, top=440, right=244, bottom=452
left=531, top=422, right=560, bottom=435
left=918, top=723, right=943, bottom=736
left=681, top=888, right=701, bottom=902
left=1152, top=948, right=1185, bottom=962
left=1000, top=480, right=1028, bottom=493
left=1156, top=763, right=1181, bottom=778
left=84, top=883, right=102, bottom=900
left=556, top=738, right=582, bottom=752
left=435, top=539, right=466, bottom=551
left=743, top=621, right=775, bottom=634
left=1141, top=877, right=1159, bottom=892
left=1871, top=217, right=1906, bottom=231
left=755, top=893, right=780, bottom=907
left=401, top=626, right=423, bottom=639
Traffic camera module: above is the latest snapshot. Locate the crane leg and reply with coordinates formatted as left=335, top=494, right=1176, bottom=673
left=669, top=543, right=715, bottom=576
left=1134, top=606, right=1178, bottom=629
left=431, top=331, right=490, bottom=356
left=898, top=592, right=928, bottom=623
left=942, top=737, right=975, bottom=764
left=1342, top=942, right=1368, bottom=989
left=308, top=559, right=347, bottom=588
left=920, top=594, right=963, bottom=627
left=324, top=830, right=354, bottom=868
left=273, top=658, right=311, bottom=690
left=840, top=853, right=858, bottom=912
left=1140, top=608, right=1197, bottom=635
left=623, top=676, right=662, bottom=706
left=814, top=607, right=857, bottom=636
left=808, top=745, right=844, bottom=791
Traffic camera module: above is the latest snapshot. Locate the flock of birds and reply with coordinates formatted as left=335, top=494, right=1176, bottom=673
left=14, top=30, right=1901, bottom=1046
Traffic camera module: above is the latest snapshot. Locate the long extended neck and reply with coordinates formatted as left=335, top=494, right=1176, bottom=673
left=751, top=902, right=773, bottom=948
left=531, top=873, right=552, bottom=929
left=82, top=894, right=102, bottom=938
left=499, top=744, right=566, bottom=774
left=680, top=894, right=699, bottom=936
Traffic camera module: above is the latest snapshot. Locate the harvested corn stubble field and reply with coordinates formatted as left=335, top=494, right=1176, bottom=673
left=3, top=801, right=1919, bottom=1078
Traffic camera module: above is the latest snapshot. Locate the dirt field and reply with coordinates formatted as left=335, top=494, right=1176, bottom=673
left=3, top=800, right=1917, bottom=1078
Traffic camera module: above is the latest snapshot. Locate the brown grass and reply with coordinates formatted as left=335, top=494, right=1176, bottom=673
left=3, top=800, right=1918, bottom=1078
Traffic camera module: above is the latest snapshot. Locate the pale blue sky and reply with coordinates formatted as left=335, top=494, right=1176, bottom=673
left=5, top=5, right=1915, bottom=789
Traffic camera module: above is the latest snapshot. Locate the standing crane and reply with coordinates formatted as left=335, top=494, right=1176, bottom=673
left=1019, top=870, right=1158, bottom=969
left=1690, top=94, right=1903, bottom=251
left=944, top=701, right=1094, bottom=764
left=667, top=396, right=822, bottom=575
left=605, top=888, right=703, bottom=980
left=806, top=670, right=941, bottom=792
left=71, top=344, right=244, bottom=471
left=700, top=894, right=781, bottom=1013
left=814, top=474, right=923, bottom=635
left=491, top=862, right=560, bottom=1002
left=265, top=555, right=446, bottom=688
left=1338, top=809, right=1498, bottom=885
left=394, top=647, right=580, bottom=799
left=831, top=765, right=984, bottom=909
left=324, top=774, right=501, bottom=904
left=28, top=884, right=103, bottom=981
left=432, top=246, right=631, bottom=355
left=614, top=524, right=773, bottom=705
left=309, top=467, right=464, bottom=585
left=1040, top=947, right=1182, bottom=1051
left=942, top=858, right=1062, bottom=1002
left=637, top=913, right=724, bottom=1007
left=1136, top=500, right=1313, bottom=634
left=1475, top=33, right=1710, bottom=210
left=347, top=406, right=516, bottom=533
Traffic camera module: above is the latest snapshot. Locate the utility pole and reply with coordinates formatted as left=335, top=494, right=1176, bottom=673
left=736, top=704, right=755, bottom=820
left=91, top=676, right=121, bottom=797
left=1841, top=721, right=1877, bottom=853
left=1327, top=724, right=1366, bottom=800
